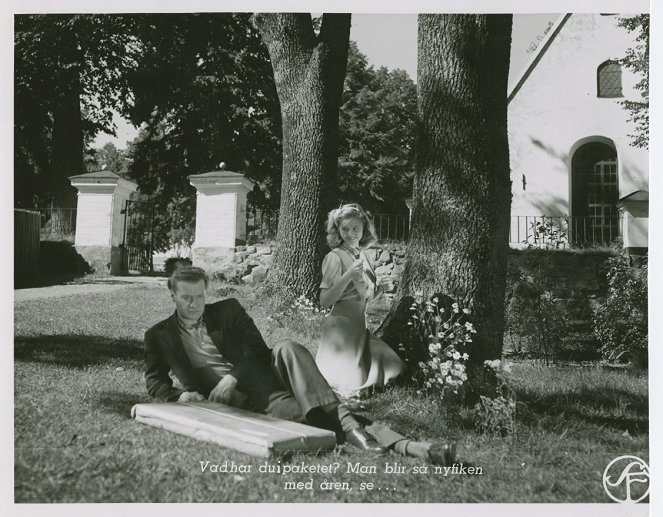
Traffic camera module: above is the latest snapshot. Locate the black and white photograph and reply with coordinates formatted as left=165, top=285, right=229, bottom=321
left=4, top=0, right=657, bottom=514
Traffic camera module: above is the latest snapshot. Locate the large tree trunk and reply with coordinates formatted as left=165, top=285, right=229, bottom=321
left=254, top=13, right=350, bottom=299
left=380, top=14, right=513, bottom=395
left=50, top=29, right=85, bottom=208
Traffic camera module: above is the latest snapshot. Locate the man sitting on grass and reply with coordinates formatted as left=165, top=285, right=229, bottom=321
left=144, top=266, right=454, bottom=462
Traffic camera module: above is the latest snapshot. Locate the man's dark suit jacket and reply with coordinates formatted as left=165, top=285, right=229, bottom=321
left=144, top=298, right=281, bottom=409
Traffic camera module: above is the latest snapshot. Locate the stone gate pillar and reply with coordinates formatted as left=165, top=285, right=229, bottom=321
left=189, top=167, right=255, bottom=272
left=69, top=170, right=138, bottom=275
left=618, top=190, right=649, bottom=259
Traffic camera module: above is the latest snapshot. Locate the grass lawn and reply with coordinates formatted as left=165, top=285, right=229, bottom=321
left=14, top=280, right=649, bottom=503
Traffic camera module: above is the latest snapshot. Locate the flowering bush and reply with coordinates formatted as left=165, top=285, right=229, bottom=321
left=267, top=294, right=330, bottom=342
left=291, top=295, right=331, bottom=320
left=400, top=292, right=475, bottom=401
left=472, top=359, right=517, bottom=436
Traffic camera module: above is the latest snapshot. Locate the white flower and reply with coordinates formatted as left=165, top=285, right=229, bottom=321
left=452, top=351, right=461, bottom=360
left=463, top=308, right=470, bottom=314
left=452, top=302, right=459, bottom=313
left=464, top=322, right=475, bottom=332
left=462, top=353, right=469, bottom=360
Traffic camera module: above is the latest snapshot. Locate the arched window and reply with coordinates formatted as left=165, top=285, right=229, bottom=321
left=571, top=142, right=619, bottom=244
left=597, top=61, right=622, bottom=98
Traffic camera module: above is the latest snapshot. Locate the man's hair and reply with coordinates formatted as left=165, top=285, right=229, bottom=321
left=168, top=266, right=209, bottom=292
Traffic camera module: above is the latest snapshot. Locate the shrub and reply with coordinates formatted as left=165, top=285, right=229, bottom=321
left=505, top=274, right=570, bottom=364
left=471, top=359, right=517, bottom=436
left=593, top=254, right=648, bottom=367
left=399, top=293, right=474, bottom=402
left=265, top=294, right=330, bottom=344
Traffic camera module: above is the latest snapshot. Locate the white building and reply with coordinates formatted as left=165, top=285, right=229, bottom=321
left=508, top=13, right=648, bottom=254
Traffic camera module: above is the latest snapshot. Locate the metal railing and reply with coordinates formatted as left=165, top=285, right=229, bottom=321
left=372, top=213, right=410, bottom=242
left=244, top=207, right=411, bottom=243
left=246, top=206, right=279, bottom=242
left=510, top=215, right=622, bottom=249
left=36, top=208, right=77, bottom=242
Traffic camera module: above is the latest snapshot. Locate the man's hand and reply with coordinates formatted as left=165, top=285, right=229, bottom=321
left=208, top=374, right=239, bottom=404
left=178, top=391, right=206, bottom=402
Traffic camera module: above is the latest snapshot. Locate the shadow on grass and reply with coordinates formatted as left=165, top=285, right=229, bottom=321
left=15, top=241, right=93, bottom=288
left=95, top=391, right=151, bottom=418
left=516, top=386, right=648, bottom=435
left=14, top=335, right=144, bottom=368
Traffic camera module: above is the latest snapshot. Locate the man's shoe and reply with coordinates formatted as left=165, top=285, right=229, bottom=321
left=345, top=428, right=387, bottom=453
left=426, top=442, right=457, bottom=466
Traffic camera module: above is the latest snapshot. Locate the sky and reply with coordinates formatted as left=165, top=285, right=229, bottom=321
left=93, top=13, right=560, bottom=149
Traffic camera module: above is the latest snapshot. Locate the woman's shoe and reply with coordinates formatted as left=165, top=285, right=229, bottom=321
left=345, top=428, right=387, bottom=453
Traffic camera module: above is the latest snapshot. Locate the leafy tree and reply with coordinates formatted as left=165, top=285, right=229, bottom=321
left=380, top=14, right=513, bottom=400
left=122, top=13, right=282, bottom=251
left=14, top=14, right=138, bottom=208
left=254, top=13, right=351, bottom=298
left=85, top=142, right=130, bottom=175
left=337, top=42, right=416, bottom=215
left=619, top=14, right=649, bottom=149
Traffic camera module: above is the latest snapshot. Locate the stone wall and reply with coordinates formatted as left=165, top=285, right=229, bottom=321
left=193, top=244, right=276, bottom=284
left=199, top=243, right=614, bottom=318
left=199, top=242, right=409, bottom=290
left=507, top=248, right=612, bottom=318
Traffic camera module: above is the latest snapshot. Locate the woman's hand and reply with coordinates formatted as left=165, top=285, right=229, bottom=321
left=347, top=258, right=365, bottom=282
left=377, top=276, right=394, bottom=292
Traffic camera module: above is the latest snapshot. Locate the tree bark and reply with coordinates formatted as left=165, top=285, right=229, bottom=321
left=50, top=29, right=85, bottom=208
left=254, top=13, right=351, bottom=299
left=380, top=14, right=513, bottom=390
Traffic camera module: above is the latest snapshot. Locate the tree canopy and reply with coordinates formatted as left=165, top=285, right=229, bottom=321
left=15, top=14, right=138, bottom=207
left=121, top=13, right=282, bottom=251
left=619, top=14, right=649, bottom=149
left=338, top=42, right=416, bottom=215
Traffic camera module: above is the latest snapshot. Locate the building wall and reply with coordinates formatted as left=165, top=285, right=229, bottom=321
left=508, top=13, right=649, bottom=218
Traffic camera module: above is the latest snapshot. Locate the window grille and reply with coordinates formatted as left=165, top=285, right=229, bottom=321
left=597, top=61, right=622, bottom=98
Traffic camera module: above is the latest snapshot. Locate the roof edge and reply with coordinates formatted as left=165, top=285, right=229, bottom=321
left=508, top=14, right=572, bottom=104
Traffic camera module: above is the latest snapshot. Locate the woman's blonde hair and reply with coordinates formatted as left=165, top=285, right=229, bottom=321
left=326, top=203, right=378, bottom=248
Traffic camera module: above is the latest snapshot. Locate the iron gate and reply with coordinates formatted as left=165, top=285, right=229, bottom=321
left=120, top=200, right=155, bottom=273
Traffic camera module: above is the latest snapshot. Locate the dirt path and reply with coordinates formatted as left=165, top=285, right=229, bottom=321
left=14, top=276, right=167, bottom=302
